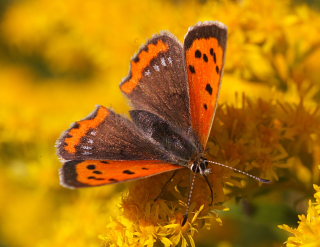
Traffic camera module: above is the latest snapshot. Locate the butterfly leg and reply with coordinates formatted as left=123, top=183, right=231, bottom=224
left=154, top=170, right=178, bottom=202
left=204, top=175, right=214, bottom=206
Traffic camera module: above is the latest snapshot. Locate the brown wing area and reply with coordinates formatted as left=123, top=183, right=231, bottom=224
left=60, top=160, right=183, bottom=188
left=120, top=33, right=192, bottom=135
left=184, top=21, right=228, bottom=148
left=57, top=106, right=171, bottom=161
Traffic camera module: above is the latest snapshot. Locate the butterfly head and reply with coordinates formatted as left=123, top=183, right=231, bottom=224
left=189, top=157, right=211, bottom=175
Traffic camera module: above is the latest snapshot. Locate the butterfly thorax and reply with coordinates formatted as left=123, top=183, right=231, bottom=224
left=189, top=157, right=210, bottom=175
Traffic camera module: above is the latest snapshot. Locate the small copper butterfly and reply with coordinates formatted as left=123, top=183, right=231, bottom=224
left=57, top=21, right=270, bottom=224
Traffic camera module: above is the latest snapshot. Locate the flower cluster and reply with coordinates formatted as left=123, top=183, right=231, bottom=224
left=279, top=183, right=320, bottom=246
left=101, top=95, right=320, bottom=246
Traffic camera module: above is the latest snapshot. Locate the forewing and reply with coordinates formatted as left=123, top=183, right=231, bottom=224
left=184, top=21, right=227, bottom=147
left=120, top=33, right=192, bottom=134
left=57, top=106, right=169, bottom=161
left=60, top=160, right=183, bottom=188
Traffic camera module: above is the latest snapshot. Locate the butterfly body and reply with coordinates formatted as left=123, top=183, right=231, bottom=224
left=57, top=21, right=227, bottom=189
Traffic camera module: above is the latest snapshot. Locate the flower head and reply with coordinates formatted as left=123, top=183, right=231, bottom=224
left=279, top=184, right=320, bottom=246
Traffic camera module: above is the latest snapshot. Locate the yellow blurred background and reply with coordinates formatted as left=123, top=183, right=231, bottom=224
left=1, top=0, right=320, bottom=246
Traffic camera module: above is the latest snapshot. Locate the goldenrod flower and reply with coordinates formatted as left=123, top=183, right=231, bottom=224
left=102, top=96, right=320, bottom=246
left=279, top=184, right=320, bottom=246
left=102, top=171, right=225, bottom=247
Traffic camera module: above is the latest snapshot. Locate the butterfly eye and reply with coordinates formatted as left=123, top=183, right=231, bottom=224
left=190, top=163, right=199, bottom=173
left=199, top=160, right=207, bottom=171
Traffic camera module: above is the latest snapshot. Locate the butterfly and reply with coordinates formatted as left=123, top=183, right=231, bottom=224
left=57, top=21, right=270, bottom=224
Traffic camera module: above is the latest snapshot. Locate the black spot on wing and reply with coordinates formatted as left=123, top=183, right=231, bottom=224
left=142, top=167, right=149, bottom=170
left=73, top=122, right=80, bottom=129
left=216, top=65, right=220, bottom=74
left=100, top=161, right=109, bottom=164
left=142, top=45, right=149, bottom=52
left=203, top=54, right=208, bottom=62
left=195, top=50, right=202, bottom=58
left=189, top=65, right=196, bottom=73
left=109, top=178, right=118, bottom=182
left=88, top=176, right=105, bottom=180
left=203, top=104, right=208, bottom=110
left=205, top=84, right=213, bottom=95
left=93, top=170, right=102, bottom=174
left=87, top=164, right=96, bottom=170
left=210, top=48, right=217, bottom=63
left=123, top=170, right=135, bottom=175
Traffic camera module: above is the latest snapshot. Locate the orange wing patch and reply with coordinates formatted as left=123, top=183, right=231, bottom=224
left=185, top=33, right=226, bottom=147
left=61, top=160, right=183, bottom=188
left=121, top=40, right=169, bottom=94
left=64, top=106, right=109, bottom=154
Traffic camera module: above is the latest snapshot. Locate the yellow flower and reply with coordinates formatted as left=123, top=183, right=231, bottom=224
left=100, top=168, right=225, bottom=246
left=102, top=94, right=320, bottom=246
left=279, top=184, right=320, bottom=247
left=102, top=196, right=224, bottom=247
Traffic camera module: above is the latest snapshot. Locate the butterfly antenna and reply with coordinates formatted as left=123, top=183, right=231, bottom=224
left=206, top=160, right=271, bottom=183
left=182, top=173, right=197, bottom=226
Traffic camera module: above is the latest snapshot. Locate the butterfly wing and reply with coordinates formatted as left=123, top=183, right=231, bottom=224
left=57, top=105, right=171, bottom=161
left=184, top=21, right=228, bottom=147
left=61, top=160, right=182, bottom=188
left=57, top=106, right=185, bottom=188
left=120, top=33, right=192, bottom=136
